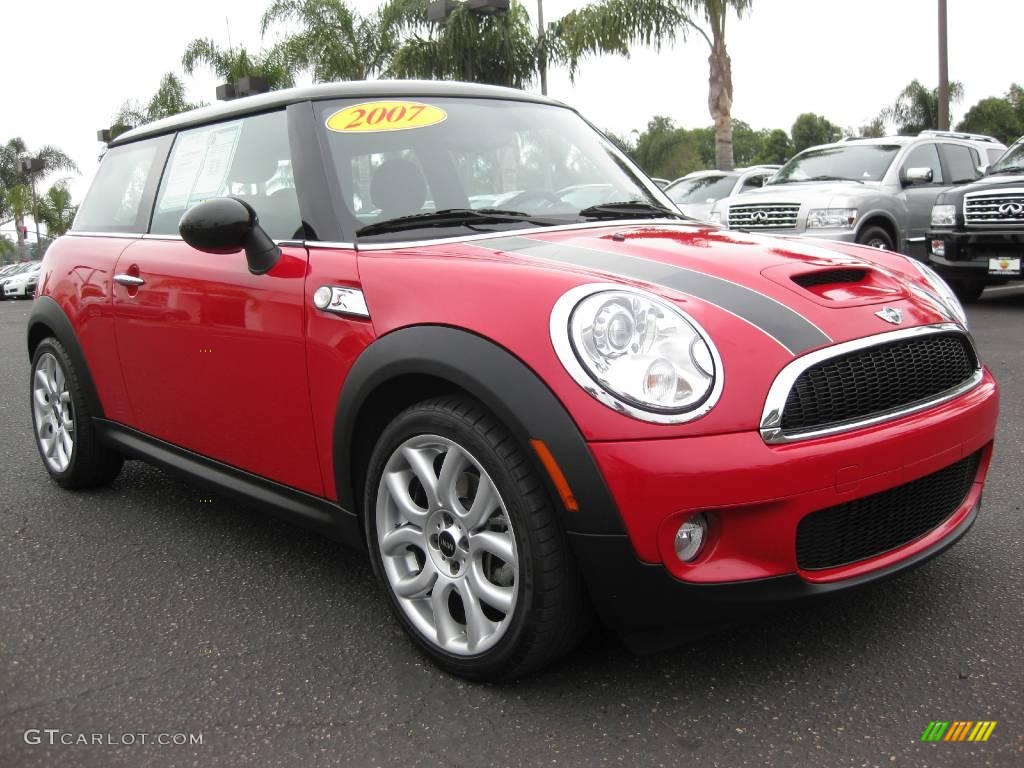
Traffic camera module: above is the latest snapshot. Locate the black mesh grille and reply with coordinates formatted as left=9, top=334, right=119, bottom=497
left=792, top=269, right=867, bottom=288
left=781, top=333, right=977, bottom=433
left=796, top=452, right=980, bottom=570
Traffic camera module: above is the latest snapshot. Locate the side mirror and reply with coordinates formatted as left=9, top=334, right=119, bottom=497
left=903, top=167, right=934, bottom=186
left=978, top=164, right=990, bottom=176
left=179, top=197, right=281, bottom=275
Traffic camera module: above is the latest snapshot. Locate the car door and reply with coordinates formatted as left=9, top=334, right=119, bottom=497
left=899, top=142, right=949, bottom=245
left=111, top=109, right=324, bottom=495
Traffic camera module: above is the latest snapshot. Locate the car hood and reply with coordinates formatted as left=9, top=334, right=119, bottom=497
left=721, top=181, right=882, bottom=208
left=937, top=173, right=1024, bottom=204
left=478, top=222, right=958, bottom=359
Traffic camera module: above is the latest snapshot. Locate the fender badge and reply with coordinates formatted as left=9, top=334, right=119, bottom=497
left=875, top=307, right=903, bottom=325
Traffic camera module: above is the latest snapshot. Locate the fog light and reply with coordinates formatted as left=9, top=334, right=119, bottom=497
left=931, top=240, right=945, bottom=258
left=674, top=513, right=707, bottom=562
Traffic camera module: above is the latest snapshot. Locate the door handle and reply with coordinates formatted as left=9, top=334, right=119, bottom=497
left=113, top=274, right=145, bottom=287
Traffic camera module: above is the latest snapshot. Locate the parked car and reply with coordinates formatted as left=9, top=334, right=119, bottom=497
left=711, top=131, right=1005, bottom=255
left=3, top=262, right=40, bottom=299
left=927, top=135, right=1024, bottom=301
left=0, top=261, right=39, bottom=300
left=666, top=166, right=780, bottom=221
left=28, top=81, right=997, bottom=681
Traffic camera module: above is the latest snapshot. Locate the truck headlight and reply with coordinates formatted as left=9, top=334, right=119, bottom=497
left=708, top=208, right=723, bottom=226
left=930, top=204, right=957, bottom=227
left=550, top=284, right=723, bottom=424
left=806, top=208, right=858, bottom=229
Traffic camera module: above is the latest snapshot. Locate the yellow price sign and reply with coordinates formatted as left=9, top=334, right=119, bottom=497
left=326, top=101, right=448, bottom=133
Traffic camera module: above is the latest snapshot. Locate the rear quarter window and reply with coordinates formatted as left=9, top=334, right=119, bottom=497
left=72, top=136, right=171, bottom=233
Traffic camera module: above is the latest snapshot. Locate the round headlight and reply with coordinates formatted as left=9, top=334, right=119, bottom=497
left=550, top=284, right=723, bottom=423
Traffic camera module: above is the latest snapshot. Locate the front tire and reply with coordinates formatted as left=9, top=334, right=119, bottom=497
left=856, top=225, right=895, bottom=251
left=363, top=395, right=589, bottom=681
left=30, top=337, right=123, bottom=489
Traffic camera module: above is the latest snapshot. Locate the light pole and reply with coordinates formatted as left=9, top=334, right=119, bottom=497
left=937, top=0, right=949, bottom=130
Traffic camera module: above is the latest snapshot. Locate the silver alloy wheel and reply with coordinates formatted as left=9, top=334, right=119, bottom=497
left=32, top=352, right=75, bottom=473
left=865, top=237, right=890, bottom=249
left=376, top=434, right=519, bottom=656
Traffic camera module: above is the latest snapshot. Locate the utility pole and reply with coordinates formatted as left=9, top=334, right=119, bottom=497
left=937, top=0, right=950, bottom=130
left=18, top=156, right=44, bottom=257
left=537, top=0, right=547, bottom=96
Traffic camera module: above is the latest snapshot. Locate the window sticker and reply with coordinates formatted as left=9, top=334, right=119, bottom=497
left=158, top=123, right=241, bottom=212
left=326, top=102, right=447, bottom=134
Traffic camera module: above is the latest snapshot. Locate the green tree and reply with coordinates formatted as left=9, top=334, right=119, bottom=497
left=0, top=138, right=78, bottom=254
left=559, top=0, right=754, bottom=171
left=110, top=73, right=204, bottom=140
left=388, top=2, right=538, bottom=87
left=856, top=115, right=887, bottom=138
left=882, top=79, right=963, bottom=135
left=34, top=180, right=77, bottom=239
left=957, top=84, right=1024, bottom=145
left=182, top=39, right=295, bottom=90
left=791, top=113, right=842, bottom=153
left=753, top=128, right=791, bottom=164
left=261, top=0, right=420, bottom=81
left=632, top=116, right=707, bottom=179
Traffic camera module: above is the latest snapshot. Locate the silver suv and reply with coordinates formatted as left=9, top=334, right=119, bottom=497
left=711, top=131, right=1005, bottom=256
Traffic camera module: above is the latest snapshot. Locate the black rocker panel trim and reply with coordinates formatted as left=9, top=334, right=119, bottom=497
left=333, top=325, right=625, bottom=535
left=95, top=420, right=364, bottom=548
left=27, top=296, right=105, bottom=418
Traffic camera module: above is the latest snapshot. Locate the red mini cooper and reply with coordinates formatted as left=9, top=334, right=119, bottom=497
left=28, top=82, right=998, bottom=680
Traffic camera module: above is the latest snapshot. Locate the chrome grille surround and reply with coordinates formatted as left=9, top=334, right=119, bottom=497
left=963, top=187, right=1024, bottom=226
left=760, top=324, right=982, bottom=444
left=728, top=203, right=800, bottom=229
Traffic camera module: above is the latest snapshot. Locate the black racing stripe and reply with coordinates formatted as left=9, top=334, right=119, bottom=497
left=484, top=235, right=831, bottom=354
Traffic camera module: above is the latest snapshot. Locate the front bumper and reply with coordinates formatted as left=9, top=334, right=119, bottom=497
left=573, top=369, right=998, bottom=630
left=928, top=228, right=1024, bottom=281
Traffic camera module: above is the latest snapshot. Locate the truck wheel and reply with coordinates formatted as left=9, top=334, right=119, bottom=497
left=30, top=337, right=124, bottom=489
left=948, top=279, right=985, bottom=303
left=856, top=226, right=895, bottom=251
left=364, top=395, right=590, bottom=681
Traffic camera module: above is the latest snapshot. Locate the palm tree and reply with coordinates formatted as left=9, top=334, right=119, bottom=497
left=558, top=0, right=753, bottom=170
left=883, top=79, right=964, bottom=135
left=0, top=138, right=78, bottom=253
left=182, top=39, right=295, bottom=90
left=388, top=2, right=538, bottom=88
left=261, top=0, right=420, bottom=81
left=109, top=73, right=203, bottom=140
left=34, top=180, right=78, bottom=239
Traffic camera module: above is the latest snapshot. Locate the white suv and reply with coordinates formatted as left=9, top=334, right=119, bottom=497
left=711, top=131, right=1005, bottom=256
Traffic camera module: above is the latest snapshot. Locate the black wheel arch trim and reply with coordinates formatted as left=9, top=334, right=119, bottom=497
left=333, top=325, right=626, bottom=536
left=27, top=296, right=104, bottom=418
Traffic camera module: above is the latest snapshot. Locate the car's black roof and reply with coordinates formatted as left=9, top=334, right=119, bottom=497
left=110, top=80, right=566, bottom=146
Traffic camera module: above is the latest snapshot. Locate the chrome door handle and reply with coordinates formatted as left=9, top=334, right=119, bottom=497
left=113, top=274, right=145, bottom=287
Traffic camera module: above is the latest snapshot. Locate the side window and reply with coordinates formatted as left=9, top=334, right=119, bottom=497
left=73, top=137, right=169, bottom=233
left=902, top=143, right=943, bottom=184
left=151, top=110, right=301, bottom=240
left=987, top=147, right=1005, bottom=165
left=941, top=144, right=980, bottom=184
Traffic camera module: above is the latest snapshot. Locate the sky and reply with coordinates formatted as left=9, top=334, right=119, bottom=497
left=2, top=0, right=1023, bottom=237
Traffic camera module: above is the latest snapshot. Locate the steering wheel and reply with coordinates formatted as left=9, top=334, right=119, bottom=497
left=503, top=189, right=563, bottom=209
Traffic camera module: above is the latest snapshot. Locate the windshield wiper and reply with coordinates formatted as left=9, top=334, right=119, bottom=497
left=771, top=175, right=864, bottom=185
left=578, top=200, right=685, bottom=220
left=986, top=165, right=1024, bottom=176
left=356, top=208, right=563, bottom=237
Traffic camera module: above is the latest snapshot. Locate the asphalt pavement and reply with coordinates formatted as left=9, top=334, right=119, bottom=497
left=1, top=289, right=1022, bottom=768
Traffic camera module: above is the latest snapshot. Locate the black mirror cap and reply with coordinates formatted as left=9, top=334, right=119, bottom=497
left=179, top=197, right=281, bottom=275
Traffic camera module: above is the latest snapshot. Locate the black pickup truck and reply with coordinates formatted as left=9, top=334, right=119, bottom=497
left=927, top=136, right=1024, bottom=302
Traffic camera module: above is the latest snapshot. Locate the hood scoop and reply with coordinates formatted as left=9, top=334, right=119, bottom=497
left=762, top=262, right=910, bottom=307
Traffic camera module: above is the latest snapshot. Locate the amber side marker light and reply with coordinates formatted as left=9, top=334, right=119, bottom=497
left=529, top=439, right=579, bottom=512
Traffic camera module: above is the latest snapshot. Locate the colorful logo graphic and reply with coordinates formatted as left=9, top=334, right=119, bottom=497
left=921, top=721, right=997, bottom=742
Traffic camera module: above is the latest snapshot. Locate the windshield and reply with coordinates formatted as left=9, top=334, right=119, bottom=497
left=667, top=175, right=737, bottom=204
left=989, top=139, right=1024, bottom=173
left=317, top=97, right=671, bottom=240
left=770, top=144, right=901, bottom=184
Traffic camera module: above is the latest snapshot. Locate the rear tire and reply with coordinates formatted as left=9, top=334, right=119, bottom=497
left=856, top=225, right=895, bottom=251
left=948, top=279, right=985, bottom=303
left=363, top=395, right=590, bottom=682
left=30, top=337, right=123, bottom=489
